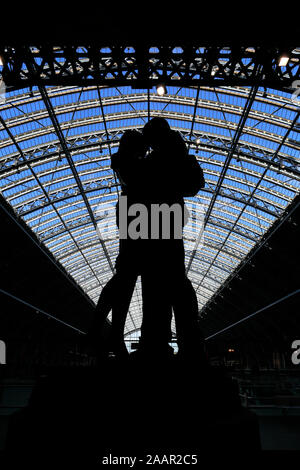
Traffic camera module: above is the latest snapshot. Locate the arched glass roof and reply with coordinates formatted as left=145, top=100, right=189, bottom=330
left=0, top=84, right=299, bottom=336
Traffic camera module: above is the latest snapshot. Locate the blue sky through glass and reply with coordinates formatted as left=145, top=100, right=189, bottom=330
left=0, top=84, right=299, bottom=336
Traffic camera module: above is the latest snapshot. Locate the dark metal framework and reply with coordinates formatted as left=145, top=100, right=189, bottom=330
left=0, top=44, right=299, bottom=337
left=0, top=44, right=299, bottom=90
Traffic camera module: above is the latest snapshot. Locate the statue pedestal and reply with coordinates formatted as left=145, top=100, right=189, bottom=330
left=4, top=358, right=261, bottom=464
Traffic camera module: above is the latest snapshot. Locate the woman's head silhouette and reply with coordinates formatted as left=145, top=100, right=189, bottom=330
left=117, top=129, right=147, bottom=160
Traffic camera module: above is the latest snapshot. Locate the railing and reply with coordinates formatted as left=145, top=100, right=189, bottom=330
left=239, top=395, right=300, bottom=417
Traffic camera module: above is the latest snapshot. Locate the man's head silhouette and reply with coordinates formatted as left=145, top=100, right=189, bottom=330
left=143, top=117, right=171, bottom=151
left=143, top=117, right=187, bottom=158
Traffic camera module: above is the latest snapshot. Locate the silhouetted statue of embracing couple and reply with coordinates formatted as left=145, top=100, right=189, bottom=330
left=89, top=117, right=206, bottom=362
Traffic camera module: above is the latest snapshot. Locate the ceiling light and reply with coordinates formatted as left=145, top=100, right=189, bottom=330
left=278, top=54, right=289, bottom=67
left=156, top=84, right=167, bottom=96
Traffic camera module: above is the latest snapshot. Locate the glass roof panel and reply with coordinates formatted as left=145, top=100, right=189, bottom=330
left=0, top=84, right=299, bottom=337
